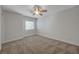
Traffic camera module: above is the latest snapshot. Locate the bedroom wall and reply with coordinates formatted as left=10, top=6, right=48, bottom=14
left=0, top=6, right=2, bottom=50
left=37, top=6, right=79, bottom=46
left=2, top=11, right=37, bottom=43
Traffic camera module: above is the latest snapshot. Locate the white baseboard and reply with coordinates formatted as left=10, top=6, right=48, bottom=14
left=2, top=34, right=35, bottom=44
left=38, top=32, right=79, bottom=46
left=2, top=32, right=79, bottom=47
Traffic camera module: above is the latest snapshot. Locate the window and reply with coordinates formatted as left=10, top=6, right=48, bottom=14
left=25, top=21, right=34, bottom=30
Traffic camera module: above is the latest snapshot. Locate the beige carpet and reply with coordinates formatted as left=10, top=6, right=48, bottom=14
left=1, top=35, right=79, bottom=54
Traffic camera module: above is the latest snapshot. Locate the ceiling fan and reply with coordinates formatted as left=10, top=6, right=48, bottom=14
left=32, top=5, right=47, bottom=16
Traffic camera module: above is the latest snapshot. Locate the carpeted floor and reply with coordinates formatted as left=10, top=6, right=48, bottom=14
left=0, top=35, right=79, bottom=54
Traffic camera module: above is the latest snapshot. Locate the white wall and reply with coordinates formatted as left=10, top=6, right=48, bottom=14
left=37, top=6, right=79, bottom=46
left=2, top=11, right=37, bottom=43
left=0, top=6, right=2, bottom=50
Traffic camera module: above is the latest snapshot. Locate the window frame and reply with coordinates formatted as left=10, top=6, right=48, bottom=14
left=25, top=20, right=35, bottom=30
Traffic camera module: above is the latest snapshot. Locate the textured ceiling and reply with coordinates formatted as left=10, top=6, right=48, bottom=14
left=2, top=5, right=76, bottom=18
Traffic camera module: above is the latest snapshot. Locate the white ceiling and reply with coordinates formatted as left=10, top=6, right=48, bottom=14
left=2, top=5, right=76, bottom=18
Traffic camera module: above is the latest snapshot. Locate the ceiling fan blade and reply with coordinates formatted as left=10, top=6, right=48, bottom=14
left=39, top=14, right=43, bottom=16
left=40, top=10, right=47, bottom=12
